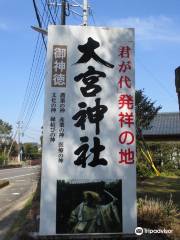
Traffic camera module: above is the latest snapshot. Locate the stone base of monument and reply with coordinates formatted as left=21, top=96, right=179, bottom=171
left=28, top=233, right=138, bottom=240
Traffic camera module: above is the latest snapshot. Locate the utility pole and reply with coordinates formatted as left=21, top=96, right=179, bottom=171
left=17, top=121, right=23, bottom=162
left=83, top=0, right=88, bottom=26
left=175, top=66, right=180, bottom=112
left=47, top=0, right=89, bottom=26
left=61, top=0, right=66, bottom=25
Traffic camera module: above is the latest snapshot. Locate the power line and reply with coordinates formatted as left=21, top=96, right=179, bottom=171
left=47, top=1, right=56, bottom=24
left=136, top=56, right=177, bottom=103
left=23, top=73, right=46, bottom=131
left=17, top=34, right=41, bottom=121
left=33, top=0, right=47, bottom=49
left=89, top=8, right=96, bottom=26
left=18, top=0, right=89, bottom=135
left=27, top=127, right=42, bottom=133
left=22, top=41, right=45, bottom=123
left=18, top=0, right=49, bottom=134
left=17, top=0, right=49, bottom=125
left=24, top=133, right=40, bottom=141
left=22, top=69, right=46, bottom=131
left=54, top=1, right=61, bottom=23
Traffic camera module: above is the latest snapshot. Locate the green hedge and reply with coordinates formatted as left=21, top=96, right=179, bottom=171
left=137, top=142, right=180, bottom=177
left=148, top=142, right=180, bottom=170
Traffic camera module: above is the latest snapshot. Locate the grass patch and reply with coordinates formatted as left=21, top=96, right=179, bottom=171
left=4, top=194, right=34, bottom=240
left=137, top=176, right=180, bottom=209
left=137, top=176, right=180, bottom=239
left=138, top=196, right=177, bottom=228
left=4, top=181, right=40, bottom=240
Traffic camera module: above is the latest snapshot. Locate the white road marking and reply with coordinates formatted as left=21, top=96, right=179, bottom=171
left=12, top=192, right=20, bottom=195
left=0, top=172, right=39, bottom=181
left=0, top=166, right=40, bottom=175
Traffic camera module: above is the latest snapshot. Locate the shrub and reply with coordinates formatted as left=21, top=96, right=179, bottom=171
left=147, top=142, right=180, bottom=171
left=0, top=154, right=7, bottom=166
left=136, top=161, right=153, bottom=179
left=30, top=153, right=41, bottom=160
left=138, top=195, right=177, bottom=229
left=160, top=170, right=180, bottom=177
left=173, top=169, right=180, bottom=176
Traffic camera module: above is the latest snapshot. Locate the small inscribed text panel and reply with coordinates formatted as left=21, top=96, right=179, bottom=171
left=52, top=45, right=67, bottom=87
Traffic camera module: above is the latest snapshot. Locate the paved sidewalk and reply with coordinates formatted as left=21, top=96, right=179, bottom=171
left=0, top=171, right=39, bottom=240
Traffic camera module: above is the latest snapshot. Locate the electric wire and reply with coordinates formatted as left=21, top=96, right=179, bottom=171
left=22, top=46, right=46, bottom=128
left=18, top=0, right=92, bottom=137
left=70, top=10, right=81, bottom=23
left=19, top=0, right=50, bottom=134
left=23, top=73, right=46, bottom=131
left=136, top=57, right=177, bottom=103
left=71, top=0, right=82, bottom=8
left=22, top=51, right=46, bottom=130
left=17, top=34, right=41, bottom=121
left=45, top=0, right=56, bottom=24
left=54, top=1, right=60, bottom=24
left=17, top=0, right=48, bottom=124
left=33, top=0, right=47, bottom=49
left=22, top=40, right=45, bottom=125
left=24, top=133, right=39, bottom=141
left=19, top=39, right=45, bottom=126
left=89, top=8, right=96, bottom=26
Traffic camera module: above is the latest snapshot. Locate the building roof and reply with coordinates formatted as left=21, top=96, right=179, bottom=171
left=143, top=112, right=180, bottom=137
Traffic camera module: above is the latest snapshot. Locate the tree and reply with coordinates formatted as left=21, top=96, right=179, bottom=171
left=23, top=143, right=40, bottom=160
left=0, top=119, right=12, bottom=135
left=135, top=89, right=162, bottom=177
left=10, top=142, right=18, bottom=158
left=135, top=89, right=162, bottom=130
left=0, top=119, right=13, bottom=164
left=0, top=119, right=12, bottom=155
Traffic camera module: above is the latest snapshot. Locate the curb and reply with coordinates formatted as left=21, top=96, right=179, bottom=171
left=0, top=180, right=9, bottom=189
left=0, top=165, right=22, bottom=170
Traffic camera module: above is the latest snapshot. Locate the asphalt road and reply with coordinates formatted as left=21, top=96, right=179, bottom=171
left=0, top=166, right=40, bottom=240
left=0, top=166, right=40, bottom=181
